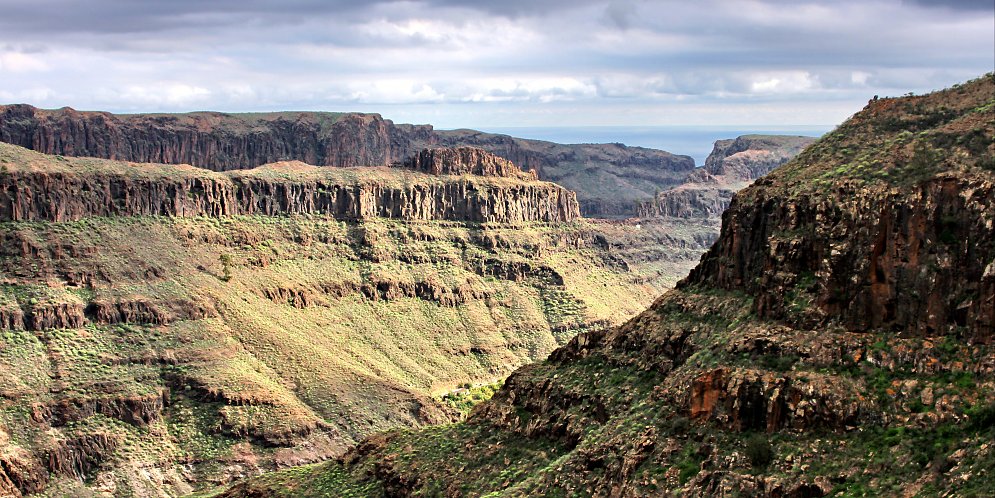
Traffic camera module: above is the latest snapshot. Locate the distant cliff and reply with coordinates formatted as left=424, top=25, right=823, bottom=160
left=0, top=145, right=579, bottom=224
left=402, top=146, right=536, bottom=180
left=638, top=135, right=816, bottom=219
left=0, top=105, right=695, bottom=217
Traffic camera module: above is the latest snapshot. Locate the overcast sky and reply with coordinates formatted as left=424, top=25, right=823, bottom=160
left=0, top=0, right=991, bottom=128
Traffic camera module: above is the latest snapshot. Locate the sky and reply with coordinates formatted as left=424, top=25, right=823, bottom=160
left=0, top=0, right=992, bottom=129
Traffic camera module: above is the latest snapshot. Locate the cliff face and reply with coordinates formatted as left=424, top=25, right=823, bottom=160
left=0, top=105, right=696, bottom=217
left=684, top=173, right=995, bottom=339
left=704, top=135, right=816, bottom=182
left=402, top=146, right=536, bottom=180
left=0, top=105, right=409, bottom=169
left=225, top=75, right=995, bottom=497
left=0, top=146, right=579, bottom=224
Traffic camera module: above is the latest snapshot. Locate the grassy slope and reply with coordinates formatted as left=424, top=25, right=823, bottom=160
left=225, top=75, right=995, bottom=497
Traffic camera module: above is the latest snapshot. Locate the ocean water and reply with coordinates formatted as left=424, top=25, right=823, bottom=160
left=476, top=125, right=834, bottom=167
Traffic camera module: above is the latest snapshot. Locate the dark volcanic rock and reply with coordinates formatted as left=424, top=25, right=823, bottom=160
left=0, top=105, right=406, bottom=169
left=683, top=173, right=995, bottom=339
left=404, top=147, right=536, bottom=180
left=0, top=153, right=580, bottom=224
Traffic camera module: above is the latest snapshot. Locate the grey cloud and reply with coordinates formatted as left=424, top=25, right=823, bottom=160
left=902, top=0, right=995, bottom=11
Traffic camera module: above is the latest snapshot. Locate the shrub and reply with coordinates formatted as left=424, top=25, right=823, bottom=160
left=967, top=401, right=995, bottom=431
left=745, top=434, right=775, bottom=469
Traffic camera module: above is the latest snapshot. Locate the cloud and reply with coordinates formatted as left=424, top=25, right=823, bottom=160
left=0, top=0, right=989, bottom=127
left=0, top=51, right=49, bottom=73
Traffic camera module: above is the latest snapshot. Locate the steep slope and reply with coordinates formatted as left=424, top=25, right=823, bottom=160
left=0, top=105, right=695, bottom=218
left=226, top=75, right=995, bottom=497
left=0, top=146, right=679, bottom=497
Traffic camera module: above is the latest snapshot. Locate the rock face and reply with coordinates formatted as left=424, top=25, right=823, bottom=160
left=403, top=146, right=536, bottom=180
left=223, top=75, right=995, bottom=497
left=638, top=135, right=816, bottom=219
left=704, top=135, right=816, bottom=182
left=0, top=105, right=696, bottom=217
left=0, top=147, right=579, bottom=224
left=684, top=173, right=995, bottom=339
left=0, top=105, right=407, bottom=169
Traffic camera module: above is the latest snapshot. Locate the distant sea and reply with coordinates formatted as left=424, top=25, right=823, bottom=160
left=475, top=125, right=834, bottom=167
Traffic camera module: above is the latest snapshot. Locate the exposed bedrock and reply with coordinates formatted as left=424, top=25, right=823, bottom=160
left=403, top=146, right=536, bottom=180
left=0, top=169, right=580, bottom=224
left=683, top=174, right=995, bottom=339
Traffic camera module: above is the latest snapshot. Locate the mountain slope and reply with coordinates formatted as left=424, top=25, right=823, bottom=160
left=224, top=74, right=995, bottom=497
left=0, top=146, right=680, bottom=497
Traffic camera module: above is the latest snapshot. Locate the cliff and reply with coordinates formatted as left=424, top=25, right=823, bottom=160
left=0, top=105, right=408, bottom=169
left=402, top=146, right=536, bottom=180
left=0, top=145, right=579, bottom=224
left=0, top=105, right=695, bottom=217
left=703, top=135, right=816, bottom=183
left=638, top=135, right=816, bottom=219
left=224, top=74, right=995, bottom=497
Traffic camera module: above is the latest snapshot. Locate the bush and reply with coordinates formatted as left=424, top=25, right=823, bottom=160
left=664, top=416, right=690, bottom=435
left=745, top=434, right=775, bottom=469
left=967, top=401, right=995, bottom=431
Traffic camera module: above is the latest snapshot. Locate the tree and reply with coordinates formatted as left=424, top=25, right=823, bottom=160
left=219, top=254, right=234, bottom=282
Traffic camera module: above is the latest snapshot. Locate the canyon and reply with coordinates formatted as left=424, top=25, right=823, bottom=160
left=223, top=75, right=995, bottom=497
left=0, top=142, right=704, bottom=496
left=0, top=99, right=820, bottom=497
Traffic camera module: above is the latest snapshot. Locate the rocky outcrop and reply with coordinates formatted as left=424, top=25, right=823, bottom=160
left=0, top=105, right=408, bottom=169
left=637, top=187, right=734, bottom=219
left=257, top=279, right=491, bottom=308
left=684, top=174, right=995, bottom=339
left=404, top=147, right=536, bottom=180
left=86, top=298, right=217, bottom=325
left=0, top=443, right=48, bottom=498
left=33, top=390, right=168, bottom=427
left=23, top=301, right=86, bottom=330
left=0, top=155, right=580, bottom=224
left=45, top=432, right=121, bottom=479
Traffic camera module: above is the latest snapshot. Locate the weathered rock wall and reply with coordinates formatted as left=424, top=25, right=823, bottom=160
left=0, top=170, right=580, bottom=224
left=636, top=187, right=734, bottom=219
left=0, top=105, right=411, bottom=170
left=0, top=106, right=698, bottom=218
left=404, top=147, right=536, bottom=180
left=682, top=174, right=995, bottom=340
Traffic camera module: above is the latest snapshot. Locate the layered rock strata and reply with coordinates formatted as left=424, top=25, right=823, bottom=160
left=0, top=148, right=579, bottom=224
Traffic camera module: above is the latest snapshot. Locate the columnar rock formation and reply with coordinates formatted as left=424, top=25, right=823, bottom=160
left=403, top=146, right=536, bottom=180
left=0, top=147, right=579, bottom=224
left=0, top=105, right=408, bottom=169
